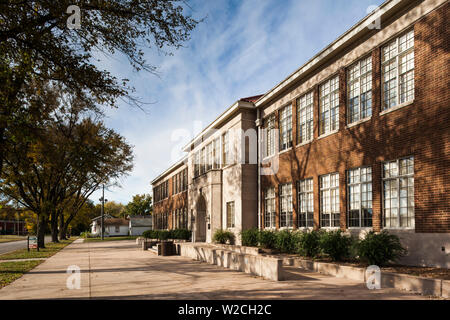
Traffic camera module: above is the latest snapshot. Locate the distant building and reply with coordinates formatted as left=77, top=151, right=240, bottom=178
left=0, top=220, right=27, bottom=235
left=91, top=215, right=129, bottom=237
left=128, top=215, right=153, bottom=236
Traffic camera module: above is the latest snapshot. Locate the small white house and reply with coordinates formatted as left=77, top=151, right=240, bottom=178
left=91, top=215, right=129, bottom=237
left=128, top=215, right=153, bottom=236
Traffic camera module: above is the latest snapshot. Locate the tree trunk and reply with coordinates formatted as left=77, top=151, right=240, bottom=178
left=59, top=214, right=67, bottom=240
left=37, top=215, right=47, bottom=248
left=50, top=210, right=59, bottom=243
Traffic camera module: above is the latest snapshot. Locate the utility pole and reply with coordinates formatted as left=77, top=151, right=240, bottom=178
left=99, top=185, right=107, bottom=240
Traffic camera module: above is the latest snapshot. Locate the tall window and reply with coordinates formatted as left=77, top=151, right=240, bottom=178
left=200, top=147, right=206, bottom=174
left=383, top=157, right=414, bottom=228
left=264, top=115, right=276, bottom=157
left=213, top=137, right=220, bottom=169
left=182, top=168, right=187, bottom=191
left=319, top=76, right=339, bottom=135
left=348, top=167, right=373, bottom=227
left=194, top=151, right=200, bottom=177
left=297, top=92, right=314, bottom=144
left=298, top=178, right=314, bottom=228
left=264, top=187, right=276, bottom=228
left=226, top=201, right=235, bottom=228
left=222, top=131, right=231, bottom=166
left=206, top=143, right=212, bottom=171
left=382, top=29, right=414, bottom=110
left=279, top=183, right=293, bottom=228
left=348, top=56, right=372, bottom=123
left=320, top=173, right=340, bottom=227
left=279, top=105, right=292, bottom=151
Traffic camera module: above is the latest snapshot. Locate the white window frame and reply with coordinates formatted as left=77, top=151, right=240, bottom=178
left=347, top=56, right=372, bottom=124
left=297, top=92, right=314, bottom=144
left=297, top=178, right=314, bottom=228
left=382, top=156, right=415, bottom=229
left=319, top=76, right=339, bottom=136
left=279, top=105, right=292, bottom=151
left=264, top=115, right=276, bottom=158
left=226, top=201, right=235, bottom=229
left=320, top=173, right=340, bottom=227
left=264, top=187, right=276, bottom=229
left=382, top=29, right=415, bottom=111
left=347, top=166, right=373, bottom=228
left=279, top=183, right=293, bottom=228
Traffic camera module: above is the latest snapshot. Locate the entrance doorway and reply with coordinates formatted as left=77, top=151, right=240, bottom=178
left=195, top=195, right=207, bottom=242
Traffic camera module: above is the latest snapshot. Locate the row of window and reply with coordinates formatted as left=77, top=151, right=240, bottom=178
left=264, top=156, right=414, bottom=229
left=153, top=180, right=169, bottom=203
left=172, top=168, right=188, bottom=195
left=154, top=212, right=169, bottom=230
left=265, top=29, right=415, bottom=155
left=193, top=130, right=236, bottom=178
left=173, top=207, right=188, bottom=229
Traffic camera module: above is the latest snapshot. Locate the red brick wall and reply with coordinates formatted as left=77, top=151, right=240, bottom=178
left=260, top=3, right=450, bottom=233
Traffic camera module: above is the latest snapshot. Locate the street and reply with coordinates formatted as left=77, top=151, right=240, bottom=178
left=0, top=240, right=430, bottom=300
left=0, top=236, right=52, bottom=255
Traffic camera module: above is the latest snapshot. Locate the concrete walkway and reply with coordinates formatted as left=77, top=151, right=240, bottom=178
left=0, top=240, right=433, bottom=300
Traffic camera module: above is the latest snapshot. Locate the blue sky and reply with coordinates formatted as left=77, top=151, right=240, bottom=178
left=90, top=0, right=384, bottom=205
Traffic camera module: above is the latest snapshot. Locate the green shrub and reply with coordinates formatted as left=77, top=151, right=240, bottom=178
left=212, top=229, right=235, bottom=244
left=319, top=230, right=353, bottom=261
left=241, top=228, right=259, bottom=247
left=142, top=230, right=156, bottom=239
left=357, top=231, right=407, bottom=266
left=274, top=230, right=297, bottom=253
left=297, top=230, right=322, bottom=257
left=157, top=230, right=170, bottom=241
left=172, top=229, right=192, bottom=240
left=257, top=230, right=277, bottom=249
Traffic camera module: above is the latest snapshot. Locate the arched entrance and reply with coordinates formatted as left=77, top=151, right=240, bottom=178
left=195, top=195, right=207, bottom=242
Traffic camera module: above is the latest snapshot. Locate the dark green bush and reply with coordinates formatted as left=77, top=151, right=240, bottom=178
left=157, top=230, right=170, bottom=241
left=257, top=230, right=277, bottom=249
left=142, top=230, right=156, bottom=239
left=297, top=230, right=322, bottom=257
left=274, top=230, right=297, bottom=253
left=212, top=229, right=235, bottom=244
left=241, top=228, right=259, bottom=247
left=319, top=230, right=353, bottom=261
left=357, top=231, right=407, bottom=266
left=172, top=229, right=192, bottom=240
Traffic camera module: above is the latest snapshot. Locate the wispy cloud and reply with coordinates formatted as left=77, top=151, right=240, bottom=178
left=90, top=0, right=384, bottom=204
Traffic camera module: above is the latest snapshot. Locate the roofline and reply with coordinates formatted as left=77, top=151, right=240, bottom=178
left=255, top=0, right=405, bottom=107
left=181, top=99, right=255, bottom=152
left=150, top=155, right=188, bottom=185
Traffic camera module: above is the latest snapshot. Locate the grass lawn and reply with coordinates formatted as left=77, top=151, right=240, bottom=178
left=0, top=260, right=43, bottom=288
left=84, top=235, right=138, bottom=242
left=0, top=238, right=76, bottom=260
left=0, top=235, right=27, bottom=243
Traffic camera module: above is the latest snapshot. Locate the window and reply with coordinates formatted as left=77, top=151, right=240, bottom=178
left=279, top=105, right=292, bottom=151
left=264, top=187, right=276, bottom=228
left=382, top=29, right=414, bottom=110
left=206, top=143, right=213, bottom=171
left=182, top=168, right=187, bottom=191
left=200, top=147, right=206, bottom=174
left=115, top=225, right=120, bottom=232
left=194, top=151, right=200, bottom=177
left=279, top=183, right=293, bottom=228
left=264, top=115, right=276, bottom=157
left=347, top=167, right=373, bottom=227
left=383, top=157, right=414, bottom=228
left=213, top=137, right=220, bottom=169
left=348, top=56, right=372, bottom=123
left=320, top=173, right=340, bottom=227
left=319, top=76, right=339, bottom=135
left=298, top=178, right=314, bottom=228
left=297, top=92, right=314, bottom=144
left=222, top=131, right=231, bottom=166
left=226, top=201, right=235, bottom=228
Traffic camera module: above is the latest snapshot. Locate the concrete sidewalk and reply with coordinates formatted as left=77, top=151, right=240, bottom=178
left=0, top=240, right=434, bottom=300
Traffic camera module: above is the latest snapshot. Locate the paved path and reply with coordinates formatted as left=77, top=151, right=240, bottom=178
left=0, top=240, right=432, bottom=300
left=0, top=236, right=52, bottom=255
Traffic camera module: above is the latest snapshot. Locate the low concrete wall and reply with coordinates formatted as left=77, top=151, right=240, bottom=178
left=178, top=243, right=283, bottom=281
left=287, top=257, right=448, bottom=298
left=211, top=244, right=261, bottom=256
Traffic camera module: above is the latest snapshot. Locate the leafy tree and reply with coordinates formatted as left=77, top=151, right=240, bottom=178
left=103, top=201, right=126, bottom=218
left=0, top=0, right=200, bottom=175
left=125, top=193, right=152, bottom=217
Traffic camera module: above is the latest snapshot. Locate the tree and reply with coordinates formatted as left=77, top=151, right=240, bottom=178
left=0, top=84, right=134, bottom=247
left=103, top=201, right=126, bottom=218
left=125, top=193, right=152, bottom=217
left=0, top=0, right=200, bottom=175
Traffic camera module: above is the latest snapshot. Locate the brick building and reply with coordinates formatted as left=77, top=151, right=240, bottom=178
left=151, top=0, right=449, bottom=267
